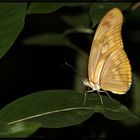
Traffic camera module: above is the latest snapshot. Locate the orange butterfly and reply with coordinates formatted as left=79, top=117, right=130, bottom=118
left=82, top=8, right=132, bottom=104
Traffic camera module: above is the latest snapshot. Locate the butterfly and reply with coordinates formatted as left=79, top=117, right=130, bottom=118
left=82, top=8, right=132, bottom=104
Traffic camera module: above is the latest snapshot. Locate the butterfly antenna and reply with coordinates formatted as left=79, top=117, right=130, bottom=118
left=65, top=62, right=88, bottom=106
left=64, top=62, right=84, bottom=78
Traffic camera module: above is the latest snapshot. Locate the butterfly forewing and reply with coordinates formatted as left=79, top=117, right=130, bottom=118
left=88, top=8, right=132, bottom=94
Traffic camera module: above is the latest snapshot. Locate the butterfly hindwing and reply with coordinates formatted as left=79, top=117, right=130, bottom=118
left=100, top=46, right=132, bottom=94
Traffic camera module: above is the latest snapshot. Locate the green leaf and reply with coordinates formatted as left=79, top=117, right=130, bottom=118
left=94, top=96, right=136, bottom=120
left=63, top=28, right=93, bottom=36
left=90, top=2, right=132, bottom=28
left=0, top=3, right=27, bottom=59
left=0, top=90, right=94, bottom=129
left=27, top=2, right=85, bottom=14
left=0, top=121, right=41, bottom=138
left=0, top=90, right=137, bottom=132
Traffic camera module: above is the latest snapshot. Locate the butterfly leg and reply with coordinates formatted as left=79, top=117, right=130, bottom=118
left=83, top=91, right=87, bottom=106
left=97, top=90, right=104, bottom=104
left=99, top=90, right=113, bottom=101
left=83, top=89, right=95, bottom=106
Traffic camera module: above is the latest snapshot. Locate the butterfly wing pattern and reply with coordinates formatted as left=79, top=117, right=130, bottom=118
left=83, top=8, right=132, bottom=94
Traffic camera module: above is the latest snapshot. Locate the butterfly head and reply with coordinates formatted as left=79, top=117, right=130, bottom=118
left=82, top=78, right=101, bottom=91
left=82, top=78, right=89, bottom=86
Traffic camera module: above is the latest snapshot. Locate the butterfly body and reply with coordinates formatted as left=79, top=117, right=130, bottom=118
left=82, top=78, right=101, bottom=92
left=83, top=8, right=132, bottom=95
